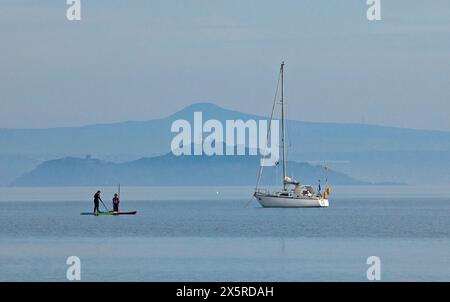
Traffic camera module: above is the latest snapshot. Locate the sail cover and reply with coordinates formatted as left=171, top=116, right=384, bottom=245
left=284, top=176, right=300, bottom=185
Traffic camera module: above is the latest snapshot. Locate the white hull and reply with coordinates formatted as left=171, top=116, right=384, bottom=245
left=255, top=192, right=329, bottom=208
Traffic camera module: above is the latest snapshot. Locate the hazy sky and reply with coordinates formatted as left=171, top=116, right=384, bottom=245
left=1, top=0, right=449, bottom=130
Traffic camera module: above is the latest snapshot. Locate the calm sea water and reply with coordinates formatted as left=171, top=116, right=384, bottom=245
left=0, top=186, right=449, bottom=281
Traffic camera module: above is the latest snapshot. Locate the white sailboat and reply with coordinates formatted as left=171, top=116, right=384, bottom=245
left=254, top=62, right=330, bottom=208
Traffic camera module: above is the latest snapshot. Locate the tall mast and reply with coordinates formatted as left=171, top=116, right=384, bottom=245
left=281, top=62, right=287, bottom=190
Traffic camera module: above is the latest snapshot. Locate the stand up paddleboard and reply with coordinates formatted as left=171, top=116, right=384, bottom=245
left=81, top=211, right=137, bottom=216
left=82, top=185, right=137, bottom=216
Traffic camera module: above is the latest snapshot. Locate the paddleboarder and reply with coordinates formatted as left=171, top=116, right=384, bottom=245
left=93, top=190, right=102, bottom=214
left=112, top=193, right=120, bottom=212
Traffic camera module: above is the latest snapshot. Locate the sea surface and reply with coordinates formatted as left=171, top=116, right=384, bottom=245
left=0, top=185, right=449, bottom=281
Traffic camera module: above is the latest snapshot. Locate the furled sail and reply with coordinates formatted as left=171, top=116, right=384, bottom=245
left=284, top=176, right=299, bottom=185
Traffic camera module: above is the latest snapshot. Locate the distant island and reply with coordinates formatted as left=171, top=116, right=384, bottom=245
left=11, top=152, right=371, bottom=186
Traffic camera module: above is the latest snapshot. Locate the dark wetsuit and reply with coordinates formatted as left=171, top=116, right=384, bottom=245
left=94, top=193, right=101, bottom=213
left=113, top=197, right=120, bottom=212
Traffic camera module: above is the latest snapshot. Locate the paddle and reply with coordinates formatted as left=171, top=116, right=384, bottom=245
left=100, top=198, right=110, bottom=212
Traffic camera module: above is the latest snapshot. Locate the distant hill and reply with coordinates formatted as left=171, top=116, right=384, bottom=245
left=11, top=153, right=368, bottom=187
left=2, top=102, right=450, bottom=185
left=2, top=103, right=450, bottom=157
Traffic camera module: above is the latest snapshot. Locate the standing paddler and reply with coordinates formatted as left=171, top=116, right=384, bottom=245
left=93, top=190, right=102, bottom=214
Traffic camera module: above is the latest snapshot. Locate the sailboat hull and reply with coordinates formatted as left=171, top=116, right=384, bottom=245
left=255, top=193, right=329, bottom=208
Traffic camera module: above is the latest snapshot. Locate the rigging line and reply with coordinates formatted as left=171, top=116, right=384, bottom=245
left=255, top=68, right=282, bottom=190
left=275, top=161, right=278, bottom=188
left=285, top=101, right=295, bottom=180
left=284, top=99, right=290, bottom=158
left=244, top=197, right=254, bottom=208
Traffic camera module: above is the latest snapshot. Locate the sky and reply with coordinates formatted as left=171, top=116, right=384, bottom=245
left=0, top=0, right=449, bottom=130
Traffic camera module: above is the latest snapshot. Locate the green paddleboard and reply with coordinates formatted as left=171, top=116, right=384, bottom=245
left=80, top=211, right=137, bottom=216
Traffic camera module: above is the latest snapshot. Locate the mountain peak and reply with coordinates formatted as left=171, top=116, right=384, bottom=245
left=182, top=102, right=223, bottom=111
left=168, top=102, right=259, bottom=121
